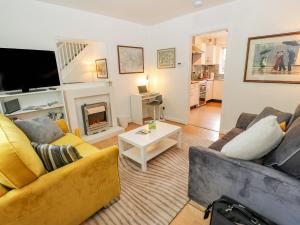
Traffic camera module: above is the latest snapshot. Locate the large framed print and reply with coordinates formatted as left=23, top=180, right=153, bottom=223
left=117, top=45, right=144, bottom=74
left=244, top=31, right=300, bottom=84
left=157, top=48, right=176, bottom=69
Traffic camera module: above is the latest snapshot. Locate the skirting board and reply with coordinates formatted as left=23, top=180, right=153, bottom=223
left=220, top=129, right=229, bottom=135
left=207, top=99, right=222, bottom=103
left=164, top=116, right=188, bottom=125
left=189, top=200, right=206, bottom=212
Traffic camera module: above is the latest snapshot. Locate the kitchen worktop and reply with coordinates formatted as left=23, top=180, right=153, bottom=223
left=191, top=78, right=224, bottom=84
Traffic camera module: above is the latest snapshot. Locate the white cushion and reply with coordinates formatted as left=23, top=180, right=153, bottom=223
left=221, top=116, right=285, bottom=160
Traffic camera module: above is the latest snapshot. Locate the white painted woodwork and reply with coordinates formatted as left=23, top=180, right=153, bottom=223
left=56, top=41, right=88, bottom=71
left=190, top=82, right=200, bottom=107
left=206, top=80, right=214, bottom=101
left=0, top=88, right=67, bottom=120
left=118, top=121, right=182, bottom=171
left=213, top=80, right=224, bottom=100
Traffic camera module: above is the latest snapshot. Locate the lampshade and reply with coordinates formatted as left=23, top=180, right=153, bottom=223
left=137, top=76, right=149, bottom=86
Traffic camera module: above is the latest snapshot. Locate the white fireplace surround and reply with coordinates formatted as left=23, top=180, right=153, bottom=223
left=62, top=82, right=124, bottom=143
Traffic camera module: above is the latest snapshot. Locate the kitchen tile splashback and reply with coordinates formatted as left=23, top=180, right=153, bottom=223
left=192, top=65, right=220, bottom=80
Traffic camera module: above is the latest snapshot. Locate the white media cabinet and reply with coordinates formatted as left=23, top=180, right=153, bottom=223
left=0, top=88, right=67, bottom=120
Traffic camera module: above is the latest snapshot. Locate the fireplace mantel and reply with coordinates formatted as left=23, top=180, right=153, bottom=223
left=62, top=82, right=123, bottom=143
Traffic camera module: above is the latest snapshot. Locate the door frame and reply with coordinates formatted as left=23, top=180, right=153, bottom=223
left=187, top=27, right=230, bottom=132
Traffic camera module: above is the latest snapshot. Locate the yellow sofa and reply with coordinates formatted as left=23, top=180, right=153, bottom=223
left=0, top=115, right=121, bottom=225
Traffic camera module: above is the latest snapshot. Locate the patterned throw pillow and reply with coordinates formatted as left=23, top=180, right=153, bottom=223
left=31, top=142, right=82, bottom=172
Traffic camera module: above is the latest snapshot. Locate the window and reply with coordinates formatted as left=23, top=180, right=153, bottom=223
left=219, top=47, right=227, bottom=74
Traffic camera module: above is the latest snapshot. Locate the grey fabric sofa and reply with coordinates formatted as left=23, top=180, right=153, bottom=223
left=188, top=113, right=300, bottom=225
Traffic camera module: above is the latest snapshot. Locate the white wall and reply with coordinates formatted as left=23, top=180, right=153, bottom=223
left=60, top=42, right=108, bottom=84
left=2, top=0, right=300, bottom=131
left=0, top=0, right=149, bottom=120
left=148, top=0, right=300, bottom=132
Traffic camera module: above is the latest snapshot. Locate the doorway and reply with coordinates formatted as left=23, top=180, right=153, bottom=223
left=189, top=30, right=228, bottom=132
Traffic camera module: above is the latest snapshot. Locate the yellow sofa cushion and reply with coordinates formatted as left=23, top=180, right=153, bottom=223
left=55, top=119, right=69, bottom=133
left=0, top=184, right=8, bottom=197
left=51, top=133, right=84, bottom=147
left=75, top=143, right=100, bottom=157
left=51, top=133, right=98, bottom=157
left=55, top=119, right=81, bottom=137
left=0, top=115, right=46, bottom=189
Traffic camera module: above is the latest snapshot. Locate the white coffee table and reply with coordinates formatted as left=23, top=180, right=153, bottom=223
left=118, top=121, right=182, bottom=171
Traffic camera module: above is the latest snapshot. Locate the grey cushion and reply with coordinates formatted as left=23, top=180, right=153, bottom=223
left=209, top=128, right=244, bottom=151
left=15, top=116, right=64, bottom=143
left=247, top=107, right=292, bottom=129
left=264, top=117, right=300, bottom=178
left=235, top=113, right=257, bottom=130
left=287, top=104, right=300, bottom=129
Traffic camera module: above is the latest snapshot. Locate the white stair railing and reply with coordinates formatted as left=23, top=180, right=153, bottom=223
left=56, top=41, right=88, bottom=71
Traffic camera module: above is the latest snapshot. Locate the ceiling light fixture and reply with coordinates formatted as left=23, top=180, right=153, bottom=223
left=194, top=0, right=204, bottom=7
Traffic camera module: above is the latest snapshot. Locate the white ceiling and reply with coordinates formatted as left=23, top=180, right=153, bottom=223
left=37, top=0, right=236, bottom=25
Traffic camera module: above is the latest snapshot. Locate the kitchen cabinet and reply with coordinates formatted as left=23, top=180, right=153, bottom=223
left=213, top=80, right=224, bottom=100
left=192, top=53, right=202, bottom=66
left=201, top=44, right=218, bottom=65
left=206, top=80, right=213, bottom=101
left=190, top=82, right=200, bottom=107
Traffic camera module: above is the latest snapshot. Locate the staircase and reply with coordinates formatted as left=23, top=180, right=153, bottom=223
left=56, top=41, right=88, bottom=71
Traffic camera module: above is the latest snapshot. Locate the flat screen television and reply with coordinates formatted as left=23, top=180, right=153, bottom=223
left=0, top=48, right=60, bottom=93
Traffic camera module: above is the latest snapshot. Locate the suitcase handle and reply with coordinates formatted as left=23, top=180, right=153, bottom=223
left=229, top=204, right=259, bottom=225
left=204, top=197, right=277, bottom=225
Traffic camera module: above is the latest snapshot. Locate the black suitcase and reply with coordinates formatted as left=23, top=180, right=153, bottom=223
left=204, top=196, right=278, bottom=225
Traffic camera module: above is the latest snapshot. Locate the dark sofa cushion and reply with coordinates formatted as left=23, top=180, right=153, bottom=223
left=235, top=113, right=257, bottom=130
left=287, top=104, right=300, bottom=129
left=31, top=142, right=81, bottom=172
left=264, top=117, right=300, bottom=178
left=209, top=128, right=244, bottom=151
left=15, top=116, right=64, bottom=144
left=247, top=107, right=292, bottom=129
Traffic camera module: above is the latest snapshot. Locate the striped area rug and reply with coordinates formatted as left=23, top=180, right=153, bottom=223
left=83, top=145, right=189, bottom=225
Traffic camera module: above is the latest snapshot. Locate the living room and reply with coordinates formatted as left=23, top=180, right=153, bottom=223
left=1, top=0, right=300, bottom=225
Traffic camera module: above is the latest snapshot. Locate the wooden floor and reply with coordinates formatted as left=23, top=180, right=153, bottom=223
left=170, top=202, right=209, bottom=225
left=189, top=102, right=222, bottom=132
left=93, top=120, right=219, bottom=225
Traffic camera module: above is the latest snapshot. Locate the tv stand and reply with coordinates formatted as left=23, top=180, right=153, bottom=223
left=7, top=90, right=22, bottom=95
left=7, top=88, right=48, bottom=95
left=0, top=88, right=66, bottom=120
left=29, top=88, right=47, bottom=93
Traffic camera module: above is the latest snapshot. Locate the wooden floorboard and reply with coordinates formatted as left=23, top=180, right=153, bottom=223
left=170, top=202, right=210, bottom=225
left=189, top=102, right=222, bottom=132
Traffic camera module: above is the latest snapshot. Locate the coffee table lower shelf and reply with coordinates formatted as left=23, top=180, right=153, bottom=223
left=122, top=138, right=177, bottom=166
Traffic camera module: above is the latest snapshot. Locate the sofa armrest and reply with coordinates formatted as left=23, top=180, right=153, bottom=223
left=235, top=113, right=257, bottom=130
left=188, top=146, right=300, bottom=225
left=0, top=146, right=120, bottom=225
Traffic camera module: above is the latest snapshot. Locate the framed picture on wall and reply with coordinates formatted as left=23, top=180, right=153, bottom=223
left=244, top=31, right=300, bottom=84
left=117, top=45, right=144, bottom=74
left=95, top=58, right=108, bottom=79
left=157, top=48, right=176, bottom=69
